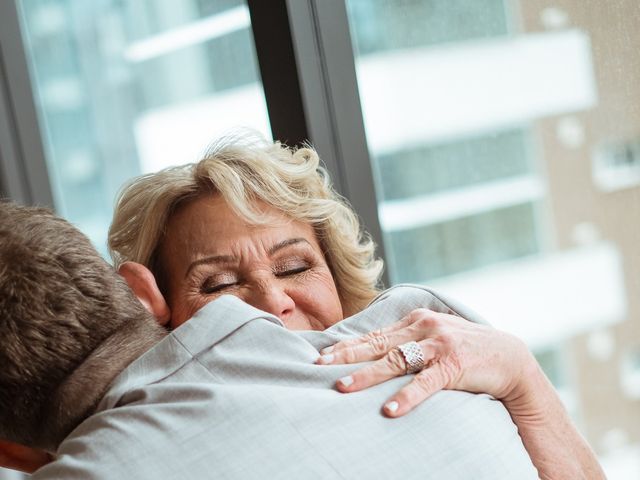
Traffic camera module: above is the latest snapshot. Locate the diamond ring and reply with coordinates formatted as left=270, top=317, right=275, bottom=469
left=397, top=341, right=424, bottom=375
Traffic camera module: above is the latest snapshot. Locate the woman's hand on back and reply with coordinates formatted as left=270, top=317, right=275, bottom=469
left=316, top=307, right=537, bottom=417
left=316, top=308, right=607, bottom=480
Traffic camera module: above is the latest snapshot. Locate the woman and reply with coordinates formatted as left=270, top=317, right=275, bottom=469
left=109, top=134, right=604, bottom=480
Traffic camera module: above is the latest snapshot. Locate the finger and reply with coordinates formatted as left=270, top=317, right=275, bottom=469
left=336, top=340, right=437, bottom=392
left=318, top=311, right=443, bottom=365
left=320, top=315, right=416, bottom=355
left=335, top=347, right=407, bottom=392
left=318, top=328, right=415, bottom=365
left=382, top=364, right=448, bottom=417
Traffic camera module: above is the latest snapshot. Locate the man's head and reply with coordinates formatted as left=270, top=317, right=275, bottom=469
left=0, top=201, right=157, bottom=451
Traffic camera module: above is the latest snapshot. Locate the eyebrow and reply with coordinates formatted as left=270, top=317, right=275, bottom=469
left=267, top=237, right=310, bottom=256
left=184, top=254, right=234, bottom=278
left=184, top=238, right=310, bottom=278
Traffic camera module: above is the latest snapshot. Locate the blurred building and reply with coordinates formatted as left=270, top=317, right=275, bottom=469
left=348, top=0, right=640, bottom=471
left=348, top=0, right=640, bottom=472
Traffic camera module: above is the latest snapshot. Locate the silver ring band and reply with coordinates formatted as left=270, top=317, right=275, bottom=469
left=397, top=341, right=424, bottom=375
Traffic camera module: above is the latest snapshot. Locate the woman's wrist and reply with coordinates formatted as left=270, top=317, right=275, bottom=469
left=489, top=333, right=547, bottom=412
left=499, top=351, right=606, bottom=480
left=501, top=350, right=554, bottom=420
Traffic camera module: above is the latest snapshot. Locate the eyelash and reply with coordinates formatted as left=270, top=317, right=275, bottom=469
left=201, top=281, right=236, bottom=295
left=274, top=263, right=311, bottom=277
left=200, top=262, right=312, bottom=294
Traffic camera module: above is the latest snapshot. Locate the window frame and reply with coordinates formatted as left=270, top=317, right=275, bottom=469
left=0, top=0, right=54, bottom=206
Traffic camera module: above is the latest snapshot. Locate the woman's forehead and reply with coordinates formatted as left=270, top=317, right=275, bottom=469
left=169, top=195, right=306, bottom=231
left=162, top=194, right=320, bottom=258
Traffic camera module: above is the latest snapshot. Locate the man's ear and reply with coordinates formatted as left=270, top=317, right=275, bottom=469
left=118, top=262, right=171, bottom=326
left=0, top=439, right=53, bottom=474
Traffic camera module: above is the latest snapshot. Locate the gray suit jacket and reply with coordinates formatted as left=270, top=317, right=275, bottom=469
left=33, top=285, right=538, bottom=479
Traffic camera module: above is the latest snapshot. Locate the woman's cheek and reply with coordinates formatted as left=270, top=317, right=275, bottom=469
left=169, top=290, right=210, bottom=328
left=295, top=270, right=343, bottom=324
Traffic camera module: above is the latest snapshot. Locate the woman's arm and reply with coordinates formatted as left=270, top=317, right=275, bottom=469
left=503, top=359, right=605, bottom=480
left=317, top=308, right=605, bottom=480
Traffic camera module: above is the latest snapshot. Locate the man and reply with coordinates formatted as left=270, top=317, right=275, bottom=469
left=0, top=202, right=537, bottom=478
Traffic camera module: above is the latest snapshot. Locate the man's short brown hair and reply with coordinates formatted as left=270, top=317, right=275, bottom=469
left=0, top=202, right=151, bottom=449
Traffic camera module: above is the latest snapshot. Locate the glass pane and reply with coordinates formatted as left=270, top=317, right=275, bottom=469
left=377, top=128, right=533, bottom=200
left=17, top=0, right=271, bottom=254
left=387, top=202, right=540, bottom=283
left=346, top=0, right=640, bottom=477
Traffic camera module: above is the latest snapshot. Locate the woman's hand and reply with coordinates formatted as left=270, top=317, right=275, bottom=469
left=316, top=308, right=536, bottom=417
left=316, top=308, right=607, bottom=479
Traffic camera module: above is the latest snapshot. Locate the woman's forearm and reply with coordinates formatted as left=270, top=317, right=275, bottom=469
left=503, top=358, right=606, bottom=480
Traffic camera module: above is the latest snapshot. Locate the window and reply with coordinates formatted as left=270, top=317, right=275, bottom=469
left=345, top=0, right=638, bottom=476
left=593, top=137, right=640, bottom=191
left=16, top=0, right=270, bottom=253
left=375, top=128, right=542, bottom=282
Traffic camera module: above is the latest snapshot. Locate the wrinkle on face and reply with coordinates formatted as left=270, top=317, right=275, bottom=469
left=157, top=194, right=344, bottom=330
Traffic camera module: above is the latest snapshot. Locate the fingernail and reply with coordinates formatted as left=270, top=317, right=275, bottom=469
left=338, top=375, right=353, bottom=387
left=320, top=354, right=334, bottom=364
left=321, top=345, right=334, bottom=354
left=385, top=401, right=399, bottom=413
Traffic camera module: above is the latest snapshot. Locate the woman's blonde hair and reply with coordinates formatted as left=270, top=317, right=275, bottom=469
left=108, top=134, right=383, bottom=316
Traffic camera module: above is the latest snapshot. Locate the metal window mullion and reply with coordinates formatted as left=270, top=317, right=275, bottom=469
left=247, top=0, right=310, bottom=147
left=0, top=0, right=54, bottom=208
left=0, top=48, right=29, bottom=203
left=286, top=0, right=389, bottom=287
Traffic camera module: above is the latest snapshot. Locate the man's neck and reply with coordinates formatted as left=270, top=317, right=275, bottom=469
left=38, top=317, right=167, bottom=452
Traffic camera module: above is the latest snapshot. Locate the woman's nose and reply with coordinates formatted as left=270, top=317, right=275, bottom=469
left=247, top=280, right=295, bottom=321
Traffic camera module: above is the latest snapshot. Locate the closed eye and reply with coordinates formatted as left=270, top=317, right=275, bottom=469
left=275, top=265, right=310, bottom=277
left=200, top=272, right=239, bottom=294
left=201, top=282, right=237, bottom=294
left=274, top=258, right=311, bottom=277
